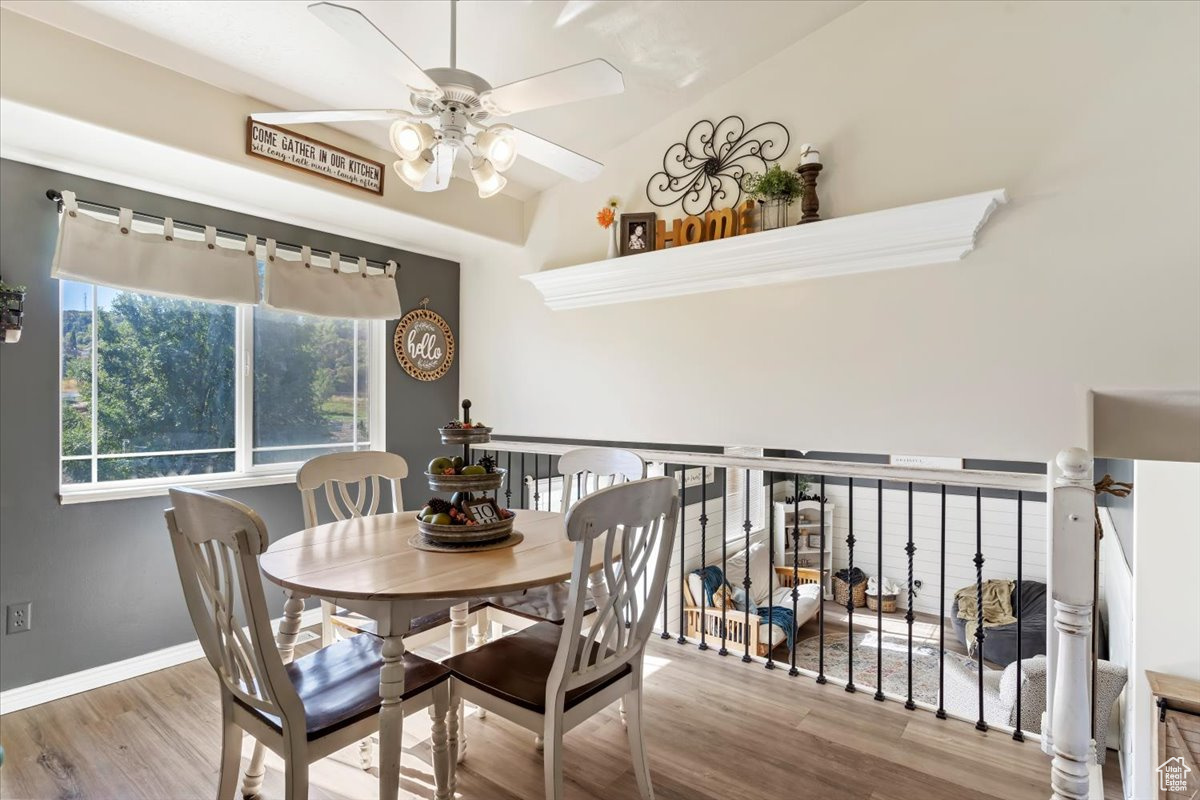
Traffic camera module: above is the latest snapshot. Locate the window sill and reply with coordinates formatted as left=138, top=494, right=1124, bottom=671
left=58, top=471, right=298, bottom=505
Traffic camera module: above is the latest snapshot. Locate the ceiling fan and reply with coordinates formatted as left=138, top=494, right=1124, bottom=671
left=251, top=1, right=625, bottom=198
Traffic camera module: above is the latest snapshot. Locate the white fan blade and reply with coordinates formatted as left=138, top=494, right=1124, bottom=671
left=251, top=109, right=406, bottom=125
left=480, top=59, right=623, bottom=117
left=511, top=127, right=603, bottom=182
left=309, top=2, right=440, bottom=95
left=416, top=142, right=458, bottom=192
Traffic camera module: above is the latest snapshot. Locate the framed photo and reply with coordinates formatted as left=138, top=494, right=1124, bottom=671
left=464, top=498, right=502, bottom=525
left=619, top=212, right=656, bottom=256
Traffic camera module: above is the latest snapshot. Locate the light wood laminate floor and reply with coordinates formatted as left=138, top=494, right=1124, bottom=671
left=0, top=627, right=1122, bottom=800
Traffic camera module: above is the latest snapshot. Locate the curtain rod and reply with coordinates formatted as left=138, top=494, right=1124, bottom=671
left=45, top=189, right=401, bottom=273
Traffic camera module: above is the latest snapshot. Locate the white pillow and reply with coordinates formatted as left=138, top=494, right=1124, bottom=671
left=725, top=540, right=772, bottom=607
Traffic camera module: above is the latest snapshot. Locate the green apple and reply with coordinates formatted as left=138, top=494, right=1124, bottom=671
left=431, top=513, right=452, bottom=525
left=428, top=457, right=452, bottom=474
left=462, top=464, right=486, bottom=475
left=451, top=455, right=465, bottom=470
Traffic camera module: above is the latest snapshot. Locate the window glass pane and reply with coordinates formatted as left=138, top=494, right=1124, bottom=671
left=95, top=287, right=236, bottom=458
left=253, top=309, right=363, bottom=463
left=252, top=445, right=366, bottom=467
left=61, top=459, right=91, bottom=485
left=97, top=452, right=236, bottom=482
left=61, top=281, right=93, bottom=458
left=356, top=321, right=369, bottom=441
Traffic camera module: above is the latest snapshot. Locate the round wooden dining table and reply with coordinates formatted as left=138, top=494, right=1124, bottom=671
left=258, top=508, right=602, bottom=800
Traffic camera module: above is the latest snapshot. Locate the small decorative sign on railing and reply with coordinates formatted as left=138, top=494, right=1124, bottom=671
left=246, top=118, right=384, bottom=195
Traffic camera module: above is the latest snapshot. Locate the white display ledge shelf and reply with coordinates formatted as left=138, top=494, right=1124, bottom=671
left=523, top=189, right=1007, bottom=310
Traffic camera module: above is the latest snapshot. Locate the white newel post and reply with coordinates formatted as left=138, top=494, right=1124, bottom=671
left=1048, top=447, right=1096, bottom=800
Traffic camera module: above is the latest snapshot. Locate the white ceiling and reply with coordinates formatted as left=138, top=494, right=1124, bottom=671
left=2, top=0, right=860, bottom=199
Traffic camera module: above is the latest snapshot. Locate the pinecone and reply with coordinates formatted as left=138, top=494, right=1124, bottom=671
left=444, top=420, right=463, bottom=429
left=427, top=498, right=452, bottom=514
left=478, top=454, right=497, bottom=474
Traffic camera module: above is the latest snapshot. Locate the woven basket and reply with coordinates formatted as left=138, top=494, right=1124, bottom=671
left=833, top=576, right=867, bottom=608
left=867, top=593, right=897, bottom=613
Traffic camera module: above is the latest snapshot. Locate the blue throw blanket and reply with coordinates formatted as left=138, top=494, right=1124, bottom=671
left=691, top=565, right=797, bottom=652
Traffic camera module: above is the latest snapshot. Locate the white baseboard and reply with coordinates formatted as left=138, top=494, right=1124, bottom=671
left=0, top=607, right=323, bottom=715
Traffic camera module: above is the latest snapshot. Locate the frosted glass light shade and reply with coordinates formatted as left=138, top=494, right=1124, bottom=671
left=470, top=157, right=507, bottom=198
left=389, top=120, right=436, bottom=161
left=394, top=152, right=433, bottom=190
left=475, top=124, right=518, bottom=172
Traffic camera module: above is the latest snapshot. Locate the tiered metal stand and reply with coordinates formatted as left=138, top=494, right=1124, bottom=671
left=416, top=399, right=514, bottom=546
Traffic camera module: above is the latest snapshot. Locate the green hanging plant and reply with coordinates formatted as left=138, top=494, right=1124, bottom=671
left=742, top=164, right=804, bottom=202
left=0, top=280, right=27, bottom=294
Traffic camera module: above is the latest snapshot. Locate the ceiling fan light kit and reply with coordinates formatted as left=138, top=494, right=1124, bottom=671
left=250, top=1, right=624, bottom=198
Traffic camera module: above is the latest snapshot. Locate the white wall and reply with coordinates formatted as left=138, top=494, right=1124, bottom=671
left=461, top=1, right=1200, bottom=463
left=1128, top=461, right=1200, bottom=800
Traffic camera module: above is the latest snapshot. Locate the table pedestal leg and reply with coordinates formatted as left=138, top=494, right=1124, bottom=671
left=449, top=602, right=470, bottom=762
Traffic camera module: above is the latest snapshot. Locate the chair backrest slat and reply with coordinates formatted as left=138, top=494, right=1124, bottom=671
left=557, top=447, right=646, bottom=515
left=165, top=488, right=302, bottom=724
left=299, top=451, right=408, bottom=527
left=546, top=477, right=679, bottom=706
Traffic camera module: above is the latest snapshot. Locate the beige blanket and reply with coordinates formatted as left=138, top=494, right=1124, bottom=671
left=955, top=580, right=1017, bottom=653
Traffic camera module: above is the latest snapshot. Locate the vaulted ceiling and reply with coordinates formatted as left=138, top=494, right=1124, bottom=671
left=2, top=0, right=861, bottom=199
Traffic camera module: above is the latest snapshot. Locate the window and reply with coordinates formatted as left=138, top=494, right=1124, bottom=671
left=59, top=278, right=383, bottom=499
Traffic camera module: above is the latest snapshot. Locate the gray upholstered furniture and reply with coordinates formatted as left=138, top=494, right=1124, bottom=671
left=942, top=654, right=1127, bottom=764
left=950, top=579, right=1047, bottom=667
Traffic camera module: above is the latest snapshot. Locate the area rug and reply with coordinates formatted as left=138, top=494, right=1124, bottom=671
left=792, top=631, right=944, bottom=704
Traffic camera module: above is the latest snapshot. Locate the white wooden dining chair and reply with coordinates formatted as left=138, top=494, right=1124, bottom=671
left=164, top=487, right=455, bottom=800
left=444, top=476, right=680, bottom=800
left=491, top=447, right=646, bottom=632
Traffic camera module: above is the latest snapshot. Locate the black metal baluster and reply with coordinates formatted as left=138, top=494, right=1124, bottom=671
left=817, top=475, right=827, bottom=684
left=699, top=468, right=709, bottom=651
left=974, top=486, right=988, bottom=732
left=742, top=468, right=752, bottom=663
left=936, top=484, right=947, bottom=719
left=678, top=468, right=687, bottom=645
left=905, top=481, right=916, bottom=710
left=662, top=463, right=672, bottom=640
left=1014, top=490, right=1025, bottom=742
left=789, top=475, right=800, bottom=677
left=846, top=477, right=856, bottom=692
left=765, top=471, right=776, bottom=670
left=532, top=454, right=541, bottom=510
left=505, top=452, right=512, bottom=508
left=720, top=468, right=729, bottom=657
left=520, top=452, right=526, bottom=508
left=875, top=479, right=885, bottom=702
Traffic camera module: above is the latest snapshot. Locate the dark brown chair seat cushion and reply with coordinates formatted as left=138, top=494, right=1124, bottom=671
left=235, top=633, right=448, bottom=740
left=442, top=621, right=629, bottom=714
left=486, top=582, right=597, bottom=624
left=332, top=598, right=491, bottom=638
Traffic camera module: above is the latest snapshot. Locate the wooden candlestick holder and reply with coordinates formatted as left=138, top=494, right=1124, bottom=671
left=797, top=163, right=823, bottom=224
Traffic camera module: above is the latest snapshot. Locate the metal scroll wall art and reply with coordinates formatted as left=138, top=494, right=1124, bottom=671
left=645, top=116, right=790, bottom=216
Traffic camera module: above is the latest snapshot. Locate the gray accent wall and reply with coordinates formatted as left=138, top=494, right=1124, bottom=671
left=0, top=159, right=460, bottom=691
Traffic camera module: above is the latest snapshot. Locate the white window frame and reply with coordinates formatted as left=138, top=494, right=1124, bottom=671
left=58, top=283, right=387, bottom=505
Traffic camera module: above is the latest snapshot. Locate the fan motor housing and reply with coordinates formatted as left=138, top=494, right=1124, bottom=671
left=414, top=67, right=493, bottom=123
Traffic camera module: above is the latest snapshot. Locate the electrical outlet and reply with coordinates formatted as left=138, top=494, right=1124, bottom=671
left=6, top=601, right=32, bottom=634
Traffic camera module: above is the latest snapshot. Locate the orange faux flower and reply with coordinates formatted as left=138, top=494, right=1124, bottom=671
left=596, top=207, right=615, bottom=229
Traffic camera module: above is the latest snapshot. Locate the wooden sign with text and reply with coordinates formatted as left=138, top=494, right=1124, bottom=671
left=246, top=118, right=384, bottom=195
left=655, top=200, right=757, bottom=249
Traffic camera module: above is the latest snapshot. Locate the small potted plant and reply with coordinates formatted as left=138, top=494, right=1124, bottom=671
left=742, top=164, right=804, bottom=231
left=0, top=280, right=25, bottom=344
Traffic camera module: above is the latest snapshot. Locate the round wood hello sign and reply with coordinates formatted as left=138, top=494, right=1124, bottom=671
left=393, top=306, right=454, bottom=382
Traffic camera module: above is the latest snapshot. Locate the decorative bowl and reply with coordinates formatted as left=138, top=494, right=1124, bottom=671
left=415, top=511, right=514, bottom=545
left=438, top=426, right=493, bottom=445
left=426, top=467, right=506, bottom=493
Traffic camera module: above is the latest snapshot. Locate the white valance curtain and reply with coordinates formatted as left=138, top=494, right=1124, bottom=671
left=263, top=242, right=400, bottom=320
left=50, top=190, right=402, bottom=320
